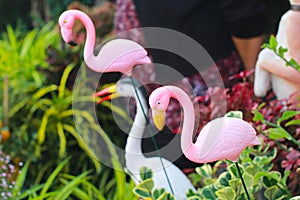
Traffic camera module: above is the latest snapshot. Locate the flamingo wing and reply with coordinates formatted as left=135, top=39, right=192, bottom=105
left=195, top=117, right=258, bottom=163
left=94, top=39, right=151, bottom=73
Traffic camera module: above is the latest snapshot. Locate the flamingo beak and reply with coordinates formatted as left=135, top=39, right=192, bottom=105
left=94, top=84, right=119, bottom=104
left=68, top=41, right=77, bottom=46
left=152, top=109, right=166, bottom=131
left=60, top=27, right=77, bottom=46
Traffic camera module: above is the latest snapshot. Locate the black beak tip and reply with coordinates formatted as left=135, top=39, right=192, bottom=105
left=68, top=41, right=77, bottom=46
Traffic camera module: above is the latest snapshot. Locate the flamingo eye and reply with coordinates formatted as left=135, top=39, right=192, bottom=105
left=63, top=20, right=67, bottom=24
left=157, top=101, right=160, bottom=105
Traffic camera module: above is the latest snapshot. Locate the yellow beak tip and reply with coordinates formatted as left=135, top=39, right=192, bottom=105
left=152, top=110, right=166, bottom=131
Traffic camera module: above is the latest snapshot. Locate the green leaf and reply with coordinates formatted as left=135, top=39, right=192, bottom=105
left=245, top=165, right=259, bottom=177
left=53, top=171, right=91, bottom=200
left=186, top=189, right=201, bottom=198
left=63, top=124, right=101, bottom=172
left=264, top=185, right=279, bottom=200
left=201, top=185, right=217, bottom=199
left=18, top=184, right=45, bottom=199
left=269, top=35, right=278, bottom=52
left=40, top=157, right=71, bottom=196
left=158, top=192, right=175, bottom=200
left=278, top=110, right=300, bottom=124
left=262, top=175, right=278, bottom=188
left=215, top=187, right=236, bottom=200
left=282, top=170, right=291, bottom=184
left=278, top=46, right=287, bottom=58
left=60, top=173, right=106, bottom=200
left=59, top=178, right=93, bottom=200
left=20, top=29, right=37, bottom=59
left=285, top=119, right=300, bottom=126
left=32, top=84, right=58, bottom=100
left=133, top=187, right=151, bottom=198
left=228, top=179, right=242, bottom=191
left=253, top=154, right=275, bottom=170
left=153, top=188, right=166, bottom=199
left=267, top=127, right=292, bottom=140
left=57, top=122, right=67, bottom=158
left=157, top=192, right=175, bottom=200
left=13, top=160, right=31, bottom=197
left=228, top=164, right=241, bottom=178
left=203, top=178, right=217, bottom=186
left=58, top=63, right=75, bottom=98
left=138, top=178, right=154, bottom=192
left=6, top=25, right=18, bottom=49
left=140, top=167, right=153, bottom=180
left=253, top=111, right=264, bottom=122
left=287, top=58, right=300, bottom=70
left=268, top=171, right=282, bottom=182
left=218, top=172, right=231, bottom=187
left=243, top=173, right=254, bottom=190
left=195, top=164, right=212, bottom=178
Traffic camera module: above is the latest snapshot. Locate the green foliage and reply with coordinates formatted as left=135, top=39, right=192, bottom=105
left=253, top=104, right=300, bottom=147
left=188, top=144, right=291, bottom=200
left=263, top=35, right=300, bottom=71
left=132, top=167, right=176, bottom=200
left=140, top=166, right=154, bottom=181
left=13, top=157, right=137, bottom=200
left=0, top=22, right=60, bottom=91
left=14, top=157, right=106, bottom=200
left=7, top=64, right=99, bottom=169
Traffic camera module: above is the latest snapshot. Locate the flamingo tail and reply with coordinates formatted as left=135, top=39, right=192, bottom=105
left=138, top=56, right=152, bottom=64
left=250, top=136, right=261, bottom=146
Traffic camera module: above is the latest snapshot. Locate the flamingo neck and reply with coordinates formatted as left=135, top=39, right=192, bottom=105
left=167, top=86, right=197, bottom=158
left=73, top=10, right=96, bottom=62
left=125, top=89, right=148, bottom=156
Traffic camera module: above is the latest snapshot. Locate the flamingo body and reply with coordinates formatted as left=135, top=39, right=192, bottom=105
left=58, top=10, right=151, bottom=74
left=95, top=79, right=195, bottom=199
left=149, top=86, right=260, bottom=164
left=190, top=117, right=260, bottom=163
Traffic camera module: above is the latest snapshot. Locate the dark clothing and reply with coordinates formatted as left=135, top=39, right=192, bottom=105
left=132, top=0, right=265, bottom=76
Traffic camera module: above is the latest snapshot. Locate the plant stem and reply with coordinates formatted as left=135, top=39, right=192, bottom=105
left=235, top=162, right=250, bottom=200
left=290, top=136, right=300, bottom=146
left=263, top=120, right=278, bottom=128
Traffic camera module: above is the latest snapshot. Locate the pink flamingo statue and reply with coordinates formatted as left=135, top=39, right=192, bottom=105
left=58, top=9, right=151, bottom=74
left=95, top=78, right=196, bottom=199
left=254, top=0, right=300, bottom=99
left=149, top=85, right=260, bottom=199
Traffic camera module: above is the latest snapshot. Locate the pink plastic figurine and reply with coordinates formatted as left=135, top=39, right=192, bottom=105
left=95, top=79, right=196, bottom=199
left=58, top=9, right=151, bottom=74
left=149, top=85, right=260, bottom=163
left=254, top=0, right=300, bottom=99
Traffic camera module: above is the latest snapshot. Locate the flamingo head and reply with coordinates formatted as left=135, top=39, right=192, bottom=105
left=149, top=87, right=172, bottom=130
left=58, top=10, right=77, bottom=46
